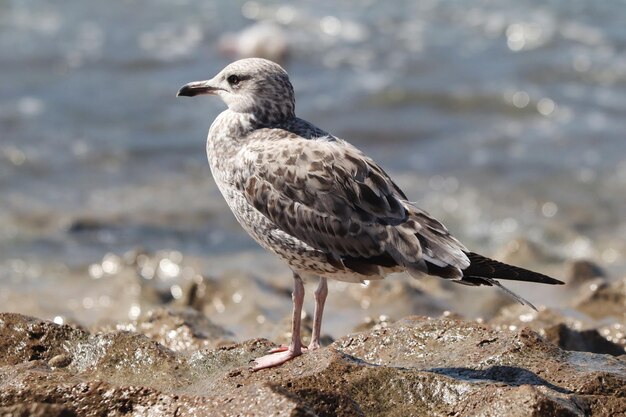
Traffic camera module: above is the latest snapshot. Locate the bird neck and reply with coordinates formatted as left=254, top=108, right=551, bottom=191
left=209, top=109, right=289, bottom=143
left=246, top=95, right=295, bottom=127
left=226, top=108, right=295, bottom=134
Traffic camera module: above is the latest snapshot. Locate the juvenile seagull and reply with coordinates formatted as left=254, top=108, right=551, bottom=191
left=177, top=58, right=564, bottom=370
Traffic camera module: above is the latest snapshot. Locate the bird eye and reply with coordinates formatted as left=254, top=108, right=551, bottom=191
left=227, top=74, right=241, bottom=85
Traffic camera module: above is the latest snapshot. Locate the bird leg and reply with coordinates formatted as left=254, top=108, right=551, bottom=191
left=309, top=277, right=328, bottom=350
left=268, top=276, right=329, bottom=353
left=252, top=272, right=305, bottom=370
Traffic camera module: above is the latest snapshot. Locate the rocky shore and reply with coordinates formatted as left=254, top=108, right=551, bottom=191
left=2, top=250, right=626, bottom=416
left=1, top=289, right=625, bottom=417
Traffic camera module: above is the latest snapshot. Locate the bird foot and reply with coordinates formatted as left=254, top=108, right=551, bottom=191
left=251, top=348, right=303, bottom=371
left=308, top=341, right=321, bottom=351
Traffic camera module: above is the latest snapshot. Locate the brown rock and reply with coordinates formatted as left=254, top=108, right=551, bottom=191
left=490, top=305, right=626, bottom=355
left=574, top=277, right=626, bottom=320
left=98, top=307, right=234, bottom=352
left=0, top=403, right=75, bottom=417
left=1, top=312, right=625, bottom=416
left=565, top=259, right=607, bottom=287
left=543, top=323, right=625, bottom=356
left=494, top=237, right=558, bottom=266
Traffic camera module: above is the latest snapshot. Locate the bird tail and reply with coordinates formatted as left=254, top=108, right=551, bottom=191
left=455, top=252, right=564, bottom=311
left=462, top=252, right=564, bottom=285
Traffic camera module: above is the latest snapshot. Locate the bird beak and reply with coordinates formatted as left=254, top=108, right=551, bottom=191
left=176, top=79, right=221, bottom=97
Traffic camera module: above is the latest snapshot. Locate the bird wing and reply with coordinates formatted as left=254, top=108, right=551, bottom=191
left=234, top=129, right=469, bottom=277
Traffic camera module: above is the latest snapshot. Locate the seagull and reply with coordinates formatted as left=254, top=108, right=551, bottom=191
left=177, top=58, right=564, bottom=370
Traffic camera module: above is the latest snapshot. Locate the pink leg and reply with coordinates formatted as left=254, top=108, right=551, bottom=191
left=252, top=272, right=305, bottom=371
left=308, top=277, right=328, bottom=350
left=268, top=277, right=328, bottom=353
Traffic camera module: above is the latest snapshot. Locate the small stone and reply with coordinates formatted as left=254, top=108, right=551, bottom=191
left=48, top=354, right=72, bottom=368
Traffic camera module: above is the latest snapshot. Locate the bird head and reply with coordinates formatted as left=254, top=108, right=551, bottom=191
left=177, top=58, right=295, bottom=124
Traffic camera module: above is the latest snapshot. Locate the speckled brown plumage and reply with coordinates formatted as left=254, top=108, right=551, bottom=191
left=178, top=58, right=563, bottom=369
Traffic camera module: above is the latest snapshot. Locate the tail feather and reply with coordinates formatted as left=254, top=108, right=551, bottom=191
left=451, top=252, right=563, bottom=310
left=463, top=252, right=564, bottom=285
left=475, top=276, right=538, bottom=311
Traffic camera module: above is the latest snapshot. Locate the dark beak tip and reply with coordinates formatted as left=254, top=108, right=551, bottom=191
left=176, top=86, right=196, bottom=98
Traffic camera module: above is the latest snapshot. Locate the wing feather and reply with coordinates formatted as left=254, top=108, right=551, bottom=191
left=234, top=130, right=469, bottom=275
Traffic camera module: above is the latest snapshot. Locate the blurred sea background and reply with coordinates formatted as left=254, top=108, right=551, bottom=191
left=1, top=0, right=625, bottom=341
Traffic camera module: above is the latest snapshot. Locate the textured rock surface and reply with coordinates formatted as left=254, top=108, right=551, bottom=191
left=97, top=307, right=235, bottom=352
left=1, top=312, right=625, bottom=416
left=490, top=304, right=626, bottom=356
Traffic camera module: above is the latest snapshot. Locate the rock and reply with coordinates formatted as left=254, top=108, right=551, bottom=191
left=188, top=269, right=297, bottom=342
left=565, top=259, right=607, bottom=287
left=352, top=313, right=394, bottom=333
left=337, top=316, right=625, bottom=416
left=48, top=354, right=72, bottom=368
left=1, top=312, right=625, bottom=416
left=98, top=307, right=234, bottom=352
left=598, top=323, right=626, bottom=351
left=490, top=304, right=565, bottom=331
left=175, top=273, right=217, bottom=311
left=490, top=304, right=626, bottom=356
left=0, top=313, right=87, bottom=366
left=323, top=278, right=445, bottom=337
left=0, top=403, right=75, bottom=417
left=494, top=237, right=558, bottom=266
left=574, top=277, right=626, bottom=320
left=543, top=323, right=625, bottom=356
left=346, top=278, right=444, bottom=318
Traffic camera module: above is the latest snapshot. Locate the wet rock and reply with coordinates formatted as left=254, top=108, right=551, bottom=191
left=189, top=269, right=296, bottom=341
left=565, top=259, right=607, bottom=287
left=0, top=313, right=88, bottom=366
left=1, top=312, right=625, bottom=416
left=327, top=278, right=446, bottom=336
left=0, top=402, right=75, bottom=417
left=453, top=384, right=587, bottom=417
left=352, top=313, right=394, bottom=333
left=543, top=323, right=625, bottom=356
left=346, top=278, right=444, bottom=318
left=574, top=276, right=626, bottom=320
left=337, top=317, right=625, bottom=416
left=494, top=237, right=559, bottom=266
left=598, top=322, right=626, bottom=351
left=98, top=307, right=234, bottom=352
left=175, top=273, right=217, bottom=311
left=490, top=305, right=626, bottom=356
left=490, top=304, right=573, bottom=331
